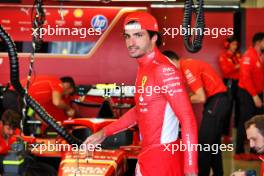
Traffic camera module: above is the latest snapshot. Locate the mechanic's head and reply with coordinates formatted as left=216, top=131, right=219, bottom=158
left=225, top=36, right=238, bottom=53
left=253, top=32, right=264, bottom=54
left=162, top=50, right=180, bottom=68
left=60, top=76, right=76, bottom=96
left=123, top=11, right=162, bottom=58
left=1, top=109, right=21, bottom=140
left=245, top=115, right=264, bottom=154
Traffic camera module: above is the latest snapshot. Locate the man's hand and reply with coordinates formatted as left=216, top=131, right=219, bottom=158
left=253, top=95, right=263, bottom=108
left=185, top=173, right=197, bottom=176
left=83, top=130, right=106, bottom=146
left=190, top=87, right=206, bottom=104
left=230, top=171, right=246, bottom=176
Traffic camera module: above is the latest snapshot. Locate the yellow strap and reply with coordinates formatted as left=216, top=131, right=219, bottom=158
left=27, top=107, right=35, bottom=117
left=96, top=83, right=116, bottom=90
left=46, top=132, right=58, bottom=135
left=3, top=159, right=24, bottom=165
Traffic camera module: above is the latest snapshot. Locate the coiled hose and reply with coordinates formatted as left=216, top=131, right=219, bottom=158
left=183, top=0, right=205, bottom=53
left=0, top=24, right=82, bottom=146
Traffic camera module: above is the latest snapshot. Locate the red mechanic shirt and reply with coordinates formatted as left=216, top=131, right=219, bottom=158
left=21, top=76, right=68, bottom=122
left=238, top=47, right=264, bottom=96
left=260, top=155, right=264, bottom=176
left=218, top=51, right=241, bottom=80
left=180, top=59, right=227, bottom=98
left=0, top=124, right=17, bottom=155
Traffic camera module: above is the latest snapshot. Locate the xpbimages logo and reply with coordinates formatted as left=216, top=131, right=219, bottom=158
left=163, top=141, right=234, bottom=154
left=163, top=25, right=234, bottom=39
left=31, top=25, right=102, bottom=39
left=30, top=141, right=102, bottom=155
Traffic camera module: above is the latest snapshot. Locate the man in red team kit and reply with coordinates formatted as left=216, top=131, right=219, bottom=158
left=231, top=115, right=264, bottom=176
left=235, top=32, right=264, bottom=159
left=0, top=109, right=21, bottom=155
left=20, top=75, right=76, bottom=122
left=84, top=12, right=198, bottom=176
left=163, top=51, right=229, bottom=176
left=218, top=37, right=241, bottom=142
left=3, top=75, right=77, bottom=134
left=0, top=109, right=21, bottom=174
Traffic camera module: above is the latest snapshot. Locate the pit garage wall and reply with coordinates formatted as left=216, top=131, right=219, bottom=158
left=0, top=6, right=139, bottom=85
left=0, top=6, right=235, bottom=86
left=0, top=6, right=236, bottom=123
left=151, top=8, right=234, bottom=71
left=0, top=4, right=262, bottom=85
left=245, top=8, right=264, bottom=48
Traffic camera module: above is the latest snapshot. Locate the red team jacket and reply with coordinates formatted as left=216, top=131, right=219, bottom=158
left=260, top=155, right=264, bottom=176
left=179, top=59, right=227, bottom=98
left=238, top=47, right=264, bottom=96
left=103, top=47, right=198, bottom=175
left=0, top=123, right=18, bottom=155
left=21, top=76, right=69, bottom=122
left=218, top=51, right=241, bottom=80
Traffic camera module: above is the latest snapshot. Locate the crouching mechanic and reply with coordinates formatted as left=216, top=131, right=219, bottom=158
left=84, top=11, right=198, bottom=176
left=231, top=115, right=264, bottom=176
left=0, top=109, right=21, bottom=154
left=0, top=109, right=21, bottom=174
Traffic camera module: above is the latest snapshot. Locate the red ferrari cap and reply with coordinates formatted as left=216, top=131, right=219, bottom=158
left=124, top=11, right=159, bottom=32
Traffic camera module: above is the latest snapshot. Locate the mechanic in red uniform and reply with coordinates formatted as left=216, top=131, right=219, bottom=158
left=163, top=50, right=229, bottom=176
left=0, top=109, right=21, bottom=155
left=84, top=12, right=198, bottom=176
left=235, top=32, right=264, bottom=160
left=218, top=37, right=241, bottom=143
left=21, top=75, right=76, bottom=122
left=231, top=115, right=264, bottom=176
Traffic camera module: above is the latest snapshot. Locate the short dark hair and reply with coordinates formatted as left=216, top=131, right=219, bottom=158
left=60, top=76, right=75, bottom=89
left=245, top=115, right=264, bottom=137
left=1, top=109, right=21, bottom=129
left=147, top=30, right=162, bottom=48
left=226, top=36, right=237, bottom=43
left=162, top=50, right=180, bottom=61
left=252, top=32, right=264, bottom=46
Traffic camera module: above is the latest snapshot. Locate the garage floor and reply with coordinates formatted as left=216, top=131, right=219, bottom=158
left=222, top=129, right=261, bottom=176
left=223, top=150, right=261, bottom=175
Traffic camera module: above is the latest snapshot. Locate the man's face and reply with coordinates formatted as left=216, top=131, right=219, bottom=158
left=259, top=39, right=264, bottom=54
left=246, top=124, right=264, bottom=154
left=256, top=39, right=264, bottom=54
left=124, top=28, right=156, bottom=58
left=229, top=41, right=238, bottom=53
left=62, top=82, right=74, bottom=96
left=2, top=125, right=15, bottom=140
left=171, top=59, right=180, bottom=69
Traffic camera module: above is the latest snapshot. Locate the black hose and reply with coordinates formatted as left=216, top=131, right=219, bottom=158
left=0, top=24, right=82, bottom=146
left=182, top=0, right=205, bottom=53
